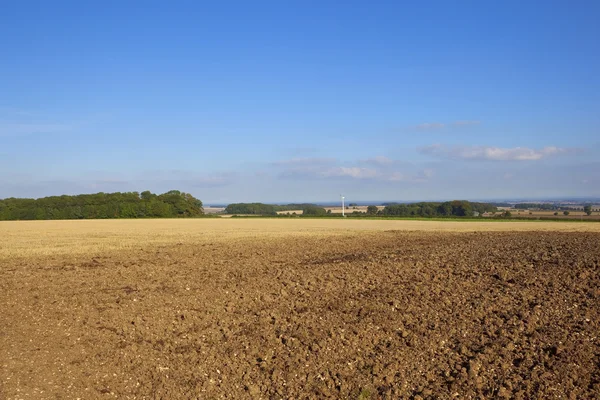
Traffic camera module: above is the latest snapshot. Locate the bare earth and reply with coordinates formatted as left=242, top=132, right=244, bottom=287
left=1, top=219, right=600, bottom=399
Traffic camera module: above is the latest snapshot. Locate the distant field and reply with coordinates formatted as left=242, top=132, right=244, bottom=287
left=506, top=209, right=600, bottom=219
left=203, top=206, right=226, bottom=214
left=324, top=205, right=385, bottom=214
left=276, top=209, right=304, bottom=215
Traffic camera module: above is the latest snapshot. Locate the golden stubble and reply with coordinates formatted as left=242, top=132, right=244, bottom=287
left=2, top=218, right=600, bottom=260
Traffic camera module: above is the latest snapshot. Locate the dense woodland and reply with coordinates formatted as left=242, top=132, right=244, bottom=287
left=0, top=190, right=204, bottom=220
left=224, top=203, right=328, bottom=215
left=381, top=201, right=497, bottom=217
left=225, top=203, right=279, bottom=215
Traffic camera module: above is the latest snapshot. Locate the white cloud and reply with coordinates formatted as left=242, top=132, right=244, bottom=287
left=421, top=168, right=435, bottom=178
left=360, top=155, right=394, bottom=165
left=419, top=144, right=572, bottom=161
left=320, top=167, right=432, bottom=182
left=387, top=172, right=407, bottom=182
left=271, top=155, right=434, bottom=183
left=320, top=167, right=379, bottom=179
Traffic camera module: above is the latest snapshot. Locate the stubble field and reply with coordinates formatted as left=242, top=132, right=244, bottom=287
left=1, top=219, right=600, bottom=399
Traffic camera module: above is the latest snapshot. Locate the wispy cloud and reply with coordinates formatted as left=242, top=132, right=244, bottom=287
left=270, top=157, right=336, bottom=166
left=320, top=167, right=379, bottom=179
left=387, top=169, right=435, bottom=183
left=359, top=155, right=394, bottom=165
left=273, top=156, right=433, bottom=183
left=419, top=144, right=573, bottom=161
left=421, top=168, right=435, bottom=178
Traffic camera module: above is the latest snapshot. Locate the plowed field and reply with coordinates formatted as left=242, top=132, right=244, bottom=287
left=1, top=220, right=600, bottom=399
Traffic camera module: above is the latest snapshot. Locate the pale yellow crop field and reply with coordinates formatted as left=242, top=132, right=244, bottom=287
left=324, top=205, right=386, bottom=213
left=276, top=209, right=304, bottom=215
left=2, top=218, right=600, bottom=259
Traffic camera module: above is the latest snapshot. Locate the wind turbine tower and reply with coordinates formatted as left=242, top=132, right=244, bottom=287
left=341, top=195, right=345, bottom=217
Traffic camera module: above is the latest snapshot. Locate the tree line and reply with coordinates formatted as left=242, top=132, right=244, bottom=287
left=514, top=203, right=558, bottom=210
left=0, top=190, right=204, bottom=220
left=225, top=203, right=329, bottom=215
left=225, top=201, right=497, bottom=217
left=379, top=201, right=496, bottom=217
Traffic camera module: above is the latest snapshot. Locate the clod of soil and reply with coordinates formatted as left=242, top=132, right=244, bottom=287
left=1, top=231, right=600, bottom=399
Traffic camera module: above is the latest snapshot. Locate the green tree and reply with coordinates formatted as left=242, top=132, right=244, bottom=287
left=450, top=201, right=473, bottom=217
left=584, top=205, right=592, bottom=216
left=563, top=210, right=570, bottom=216
left=140, top=190, right=155, bottom=201
left=302, top=205, right=327, bottom=215
left=0, top=190, right=204, bottom=220
left=225, top=203, right=276, bottom=215
left=366, top=205, right=378, bottom=215
left=437, top=203, right=453, bottom=216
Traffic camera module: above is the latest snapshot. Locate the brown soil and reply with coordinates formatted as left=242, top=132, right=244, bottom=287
left=2, top=231, right=600, bottom=399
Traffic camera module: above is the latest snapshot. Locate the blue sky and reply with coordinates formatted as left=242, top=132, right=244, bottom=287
left=1, top=1, right=599, bottom=203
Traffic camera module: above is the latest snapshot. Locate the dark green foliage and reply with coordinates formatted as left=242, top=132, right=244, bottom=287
left=225, top=203, right=327, bottom=216
left=366, top=205, right=378, bottom=215
left=302, top=205, right=327, bottom=215
left=515, top=203, right=558, bottom=210
left=0, top=190, right=204, bottom=220
left=225, top=203, right=277, bottom=215
left=563, top=211, right=570, bottom=216
left=382, top=201, right=496, bottom=217
left=584, top=205, right=592, bottom=216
